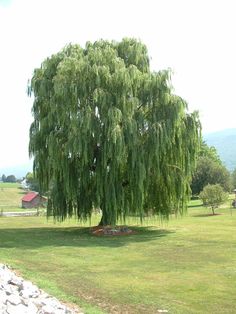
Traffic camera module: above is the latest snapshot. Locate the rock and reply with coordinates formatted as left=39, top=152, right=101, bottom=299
left=0, top=264, right=83, bottom=313
left=20, top=280, right=40, bottom=298
left=3, top=284, right=15, bottom=296
left=6, top=303, right=28, bottom=314
left=6, top=294, right=22, bottom=305
left=45, top=297, right=65, bottom=309
left=27, top=301, right=39, bottom=313
left=10, top=275, right=24, bottom=288
left=0, top=289, right=8, bottom=304
left=41, top=304, right=57, bottom=314
left=0, top=303, right=7, bottom=313
left=0, top=268, right=12, bottom=284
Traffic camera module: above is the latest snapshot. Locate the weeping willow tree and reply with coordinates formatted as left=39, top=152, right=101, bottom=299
left=29, top=38, right=201, bottom=226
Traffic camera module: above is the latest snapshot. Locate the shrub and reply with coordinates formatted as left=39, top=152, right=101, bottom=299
left=199, top=184, right=228, bottom=215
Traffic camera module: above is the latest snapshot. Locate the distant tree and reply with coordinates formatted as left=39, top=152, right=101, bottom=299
left=199, top=184, right=228, bottom=215
left=29, top=38, right=201, bottom=226
left=1, top=174, right=6, bottom=182
left=191, top=157, right=231, bottom=195
left=231, top=168, right=236, bottom=190
left=191, top=141, right=231, bottom=195
left=198, top=141, right=222, bottom=165
left=25, top=172, right=40, bottom=192
left=5, top=175, right=16, bottom=183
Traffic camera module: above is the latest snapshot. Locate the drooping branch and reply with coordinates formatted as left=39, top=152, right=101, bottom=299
left=29, top=38, right=201, bottom=225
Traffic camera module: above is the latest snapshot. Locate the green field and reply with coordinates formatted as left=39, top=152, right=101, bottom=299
left=0, top=182, right=20, bottom=188
left=0, top=182, right=25, bottom=211
left=0, top=201, right=236, bottom=313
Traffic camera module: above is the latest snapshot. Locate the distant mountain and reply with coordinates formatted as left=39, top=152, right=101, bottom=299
left=0, top=161, right=33, bottom=179
left=204, top=128, right=236, bottom=172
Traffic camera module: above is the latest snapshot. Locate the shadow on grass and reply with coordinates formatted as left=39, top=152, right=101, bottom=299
left=193, top=213, right=222, bottom=217
left=0, top=225, right=174, bottom=249
left=188, top=204, right=203, bottom=208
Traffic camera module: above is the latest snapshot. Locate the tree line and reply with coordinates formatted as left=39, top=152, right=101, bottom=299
left=191, top=141, right=232, bottom=195
left=1, top=174, right=17, bottom=183
left=191, top=140, right=236, bottom=214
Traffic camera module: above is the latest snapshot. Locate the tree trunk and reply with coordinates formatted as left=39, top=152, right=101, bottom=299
left=211, top=206, right=215, bottom=215
left=98, top=208, right=114, bottom=226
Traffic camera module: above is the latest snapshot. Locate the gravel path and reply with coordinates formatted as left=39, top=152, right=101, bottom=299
left=0, top=211, right=38, bottom=217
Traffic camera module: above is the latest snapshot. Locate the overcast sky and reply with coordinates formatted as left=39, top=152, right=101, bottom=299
left=0, top=0, right=235, bottom=168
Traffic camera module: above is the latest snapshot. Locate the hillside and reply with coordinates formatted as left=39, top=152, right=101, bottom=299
left=204, top=128, right=236, bottom=171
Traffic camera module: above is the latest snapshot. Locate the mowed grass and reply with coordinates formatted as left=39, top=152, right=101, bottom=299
left=1, top=202, right=236, bottom=313
left=0, top=182, right=20, bottom=188
left=0, top=182, right=26, bottom=211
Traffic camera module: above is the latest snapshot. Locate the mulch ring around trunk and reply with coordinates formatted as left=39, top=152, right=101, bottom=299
left=91, top=225, right=137, bottom=236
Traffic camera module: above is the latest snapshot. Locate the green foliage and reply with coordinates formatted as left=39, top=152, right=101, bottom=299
left=29, top=38, right=201, bottom=225
left=199, top=184, right=228, bottom=214
left=1, top=174, right=6, bottom=182
left=191, top=156, right=231, bottom=195
left=204, top=128, right=236, bottom=171
left=1, top=174, right=17, bottom=183
left=25, top=172, right=40, bottom=192
left=5, top=175, right=16, bottom=183
left=199, top=140, right=222, bottom=165
left=231, top=168, right=236, bottom=189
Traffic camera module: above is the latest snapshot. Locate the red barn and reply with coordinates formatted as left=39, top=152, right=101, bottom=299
left=22, top=192, right=47, bottom=209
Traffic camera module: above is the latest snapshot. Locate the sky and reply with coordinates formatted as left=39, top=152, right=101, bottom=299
left=0, top=0, right=235, bottom=170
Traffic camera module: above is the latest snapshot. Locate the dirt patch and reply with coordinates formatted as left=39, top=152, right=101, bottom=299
left=90, top=225, right=136, bottom=236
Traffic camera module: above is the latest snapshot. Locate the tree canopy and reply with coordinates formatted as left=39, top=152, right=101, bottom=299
left=25, top=172, right=40, bottom=192
left=191, top=141, right=231, bottom=195
left=231, top=168, right=236, bottom=189
left=198, top=141, right=222, bottom=165
left=29, top=38, right=201, bottom=225
left=1, top=174, right=6, bottom=182
left=1, top=174, right=17, bottom=183
left=199, top=184, right=228, bottom=215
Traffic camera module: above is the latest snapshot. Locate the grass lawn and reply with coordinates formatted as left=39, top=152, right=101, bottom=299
left=0, top=182, right=21, bottom=188
left=0, top=203, right=236, bottom=313
left=0, top=182, right=32, bottom=212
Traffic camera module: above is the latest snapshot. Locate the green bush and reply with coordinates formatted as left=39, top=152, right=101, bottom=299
left=199, top=184, right=228, bottom=215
